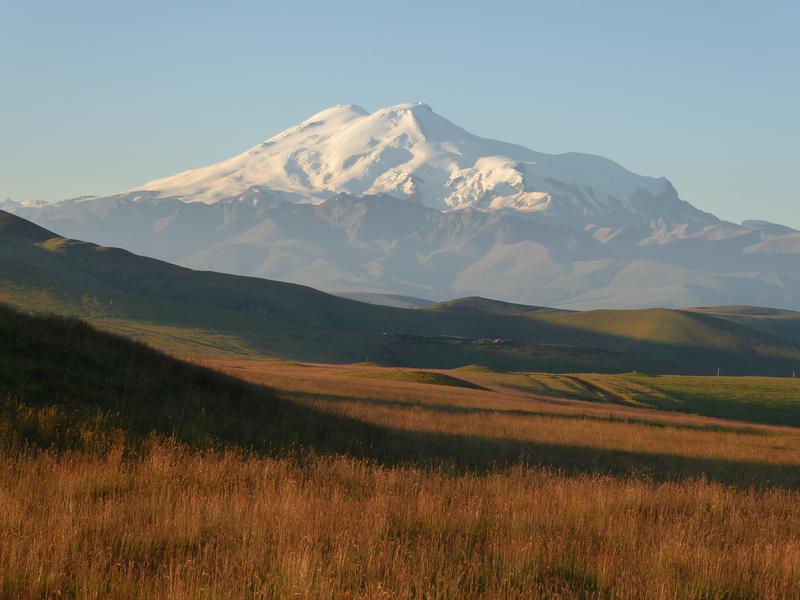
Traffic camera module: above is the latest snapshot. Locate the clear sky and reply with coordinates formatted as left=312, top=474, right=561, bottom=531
left=1, top=1, right=798, bottom=227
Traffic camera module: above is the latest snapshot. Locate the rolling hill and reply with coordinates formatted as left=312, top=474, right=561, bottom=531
left=687, top=305, right=800, bottom=346
left=334, top=291, right=435, bottom=309
left=2, top=209, right=800, bottom=375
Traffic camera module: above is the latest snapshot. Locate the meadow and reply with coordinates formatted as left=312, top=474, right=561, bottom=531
left=517, top=372, right=800, bottom=427
left=3, top=305, right=800, bottom=598
left=6, top=445, right=800, bottom=599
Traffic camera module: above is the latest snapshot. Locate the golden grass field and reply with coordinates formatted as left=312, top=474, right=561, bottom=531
left=202, top=359, right=800, bottom=478
left=4, top=354, right=800, bottom=598
left=6, top=443, right=800, bottom=599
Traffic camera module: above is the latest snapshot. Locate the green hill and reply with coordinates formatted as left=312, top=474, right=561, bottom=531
left=572, top=373, right=800, bottom=427
left=2, top=209, right=800, bottom=375
left=687, top=306, right=800, bottom=347
left=535, top=308, right=800, bottom=374
left=334, top=291, right=435, bottom=309
left=425, top=296, right=566, bottom=317
left=427, top=296, right=800, bottom=376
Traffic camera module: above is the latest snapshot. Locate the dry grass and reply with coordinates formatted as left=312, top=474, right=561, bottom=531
left=204, top=359, right=800, bottom=477
left=5, top=354, right=800, bottom=598
left=3, top=444, right=800, bottom=599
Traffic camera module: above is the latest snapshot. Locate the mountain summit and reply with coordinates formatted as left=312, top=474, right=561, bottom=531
left=136, top=102, right=709, bottom=226
left=6, top=103, right=798, bottom=310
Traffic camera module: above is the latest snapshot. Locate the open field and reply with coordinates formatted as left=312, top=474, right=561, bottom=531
left=505, top=372, right=800, bottom=427
left=200, top=359, right=800, bottom=484
left=4, top=305, right=800, bottom=598
left=5, top=446, right=800, bottom=599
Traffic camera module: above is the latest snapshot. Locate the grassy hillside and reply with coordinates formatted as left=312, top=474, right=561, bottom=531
left=334, top=291, right=435, bottom=308
left=510, top=371, right=800, bottom=427
left=4, top=300, right=799, bottom=475
left=0, top=302, right=383, bottom=456
left=535, top=307, right=800, bottom=374
left=689, top=305, right=800, bottom=346
left=5, top=306, right=800, bottom=597
left=3, top=209, right=800, bottom=374
left=592, top=373, right=800, bottom=427
left=426, top=300, right=800, bottom=375
left=425, top=296, right=565, bottom=317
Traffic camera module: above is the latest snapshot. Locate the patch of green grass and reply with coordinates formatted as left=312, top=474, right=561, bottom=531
left=507, top=372, right=800, bottom=427
left=521, top=373, right=596, bottom=399
left=589, top=373, right=800, bottom=426
left=452, top=364, right=496, bottom=373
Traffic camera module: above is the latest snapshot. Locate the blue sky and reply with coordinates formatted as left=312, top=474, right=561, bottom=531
left=1, top=1, right=798, bottom=227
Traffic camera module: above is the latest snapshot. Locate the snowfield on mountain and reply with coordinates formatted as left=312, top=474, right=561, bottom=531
left=4, top=103, right=798, bottom=310
left=136, top=102, right=709, bottom=225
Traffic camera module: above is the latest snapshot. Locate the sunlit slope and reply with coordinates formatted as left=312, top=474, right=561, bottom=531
left=541, top=308, right=765, bottom=347
left=426, top=296, right=567, bottom=317
left=426, top=295, right=789, bottom=352
left=334, top=291, right=435, bottom=309
left=427, top=300, right=800, bottom=375
left=536, top=308, right=800, bottom=374
left=495, top=370, right=800, bottom=426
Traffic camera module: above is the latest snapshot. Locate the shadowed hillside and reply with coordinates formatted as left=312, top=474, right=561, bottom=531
left=0, top=302, right=383, bottom=455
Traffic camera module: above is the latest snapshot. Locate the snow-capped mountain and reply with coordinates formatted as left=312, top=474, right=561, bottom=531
left=5, top=103, right=798, bottom=310
left=136, top=102, right=711, bottom=226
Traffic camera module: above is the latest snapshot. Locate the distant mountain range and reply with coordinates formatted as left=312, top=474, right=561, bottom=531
left=4, top=102, right=799, bottom=309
